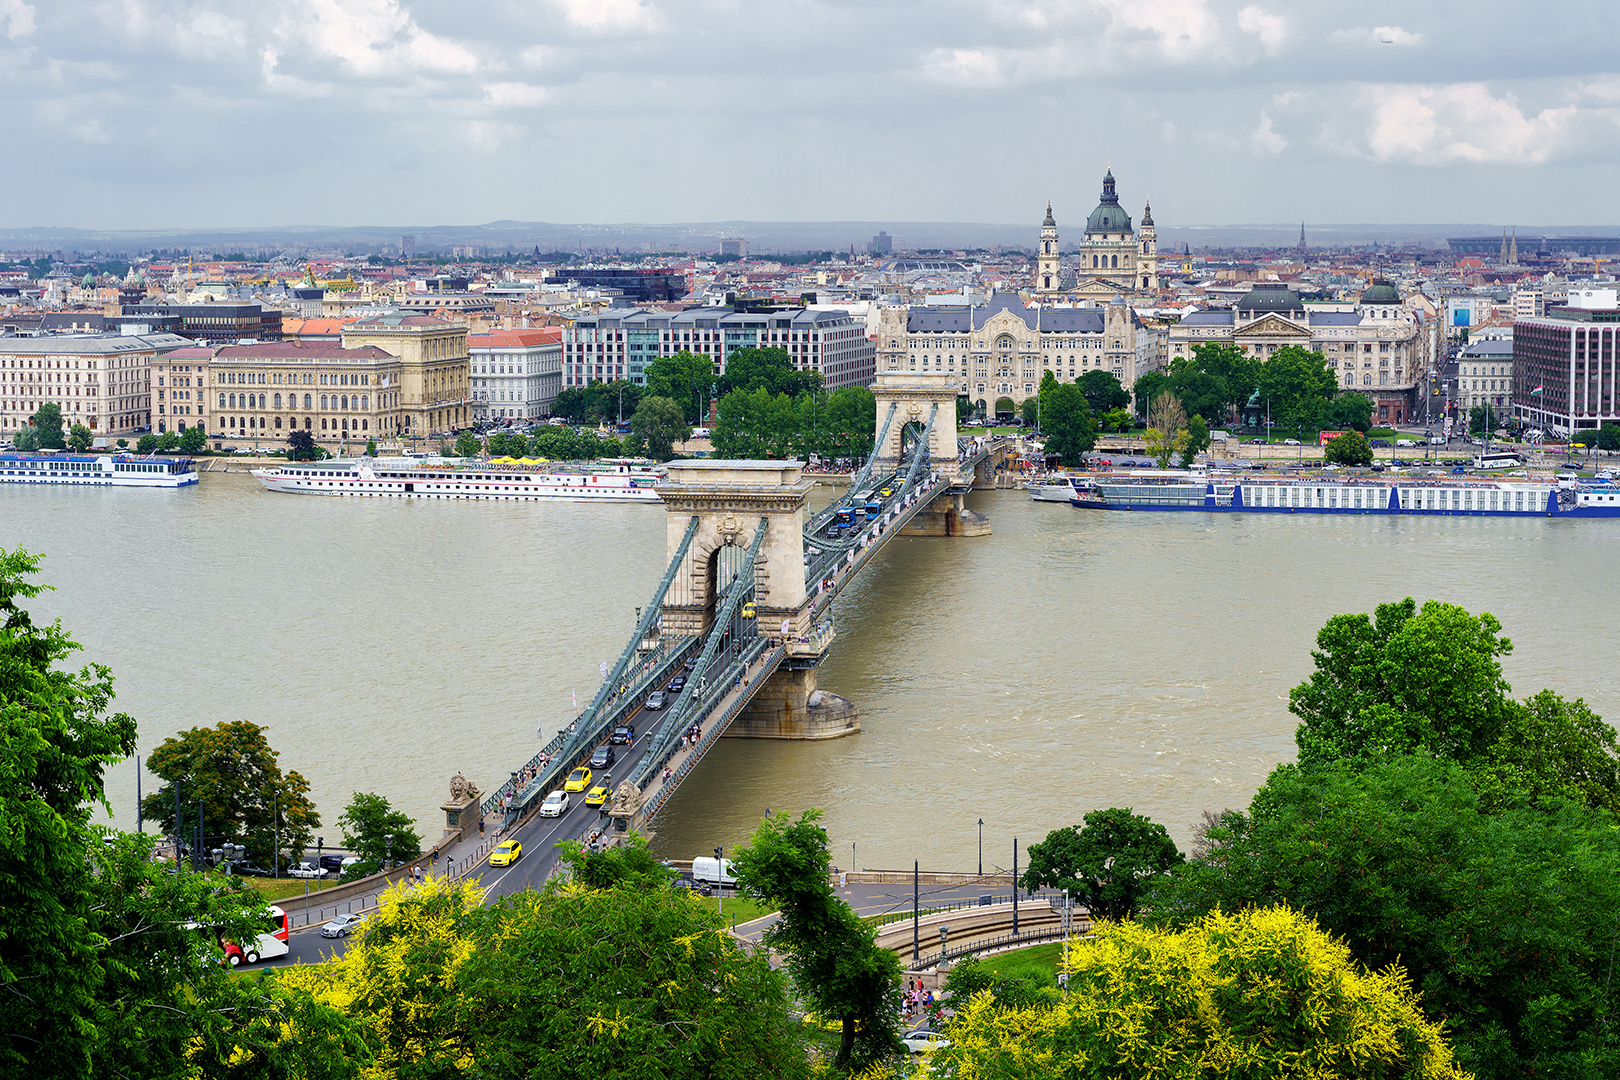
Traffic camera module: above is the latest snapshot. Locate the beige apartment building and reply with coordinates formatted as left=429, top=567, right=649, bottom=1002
left=153, top=341, right=404, bottom=447
left=1, top=333, right=186, bottom=440
left=341, top=313, right=471, bottom=437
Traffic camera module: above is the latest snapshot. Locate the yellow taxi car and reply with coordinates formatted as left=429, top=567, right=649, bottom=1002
left=489, top=840, right=522, bottom=867
left=879, top=486, right=893, bottom=497
left=564, top=766, right=592, bottom=792
left=584, top=784, right=611, bottom=807
left=740, top=601, right=756, bottom=619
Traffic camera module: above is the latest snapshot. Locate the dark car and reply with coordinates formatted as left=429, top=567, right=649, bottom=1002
left=683, top=656, right=698, bottom=671
left=668, top=675, right=686, bottom=692
left=610, top=724, right=635, bottom=745
left=590, top=744, right=616, bottom=768
left=1248, top=437, right=1265, bottom=445
left=673, top=877, right=713, bottom=897
left=318, top=854, right=345, bottom=875
left=228, top=861, right=274, bottom=877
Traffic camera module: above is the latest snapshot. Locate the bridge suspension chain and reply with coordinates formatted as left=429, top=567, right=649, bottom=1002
left=629, top=516, right=770, bottom=790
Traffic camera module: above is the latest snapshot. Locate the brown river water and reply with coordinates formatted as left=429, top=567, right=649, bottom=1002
left=5, top=470, right=1616, bottom=869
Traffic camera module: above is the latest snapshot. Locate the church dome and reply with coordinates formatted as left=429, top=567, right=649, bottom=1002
left=1359, top=279, right=1401, bottom=305
left=1236, top=282, right=1304, bottom=314
left=1085, top=169, right=1133, bottom=235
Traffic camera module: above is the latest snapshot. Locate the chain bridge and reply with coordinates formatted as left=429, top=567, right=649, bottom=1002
left=478, top=372, right=1015, bottom=843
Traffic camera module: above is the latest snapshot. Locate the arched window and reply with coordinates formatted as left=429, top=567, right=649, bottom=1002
left=362, top=419, right=368, bottom=431
left=341, top=418, right=348, bottom=430
left=321, top=418, right=328, bottom=430
left=361, top=395, right=368, bottom=409
left=1111, top=255, right=1118, bottom=268
left=275, top=416, right=282, bottom=429
left=228, top=393, right=236, bottom=408
left=1363, top=375, right=1372, bottom=385
left=1092, top=255, right=1098, bottom=268
left=274, top=393, right=282, bottom=409
left=340, top=395, right=348, bottom=410
left=218, top=393, right=226, bottom=407
left=304, top=417, right=312, bottom=430
left=303, top=393, right=312, bottom=409
left=320, top=395, right=328, bottom=410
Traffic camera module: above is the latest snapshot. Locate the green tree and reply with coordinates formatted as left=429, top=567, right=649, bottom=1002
left=1041, top=383, right=1097, bottom=466
left=1151, top=755, right=1620, bottom=1080
left=549, top=385, right=590, bottom=423
left=1470, top=689, right=1620, bottom=814
left=29, top=401, right=65, bottom=449
left=263, top=861, right=808, bottom=1080
left=158, top=430, right=180, bottom=451
left=487, top=431, right=529, bottom=457
left=1101, top=406, right=1133, bottom=433
left=365, top=439, right=377, bottom=456
left=1019, top=395, right=1040, bottom=427
left=178, top=425, right=206, bottom=454
left=67, top=423, right=93, bottom=452
left=716, top=346, right=821, bottom=398
left=1322, top=430, right=1373, bottom=466
left=1144, top=391, right=1188, bottom=468
left=1597, top=422, right=1620, bottom=452
left=629, top=395, right=691, bottom=460
left=732, top=810, right=902, bottom=1070
left=0, top=549, right=280, bottom=1079
left=287, top=428, right=321, bottom=461
left=1076, top=369, right=1131, bottom=415
left=1167, top=366, right=1224, bottom=421
left=1187, top=341, right=1261, bottom=418
left=337, top=792, right=421, bottom=871
left=1180, top=414, right=1210, bottom=467
left=936, top=905, right=1471, bottom=1080
left=13, top=425, right=40, bottom=452
left=1290, top=598, right=1517, bottom=771
left=1325, top=392, right=1374, bottom=432
left=134, top=432, right=158, bottom=454
left=643, top=350, right=714, bottom=423
left=712, top=387, right=798, bottom=459
left=1257, top=344, right=1337, bottom=439
left=1020, top=807, right=1182, bottom=921
left=139, top=720, right=320, bottom=869
left=454, top=431, right=482, bottom=458
left=1131, top=369, right=1169, bottom=420
left=815, top=385, right=876, bottom=460
left=1469, top=401, right=1497, bottom=436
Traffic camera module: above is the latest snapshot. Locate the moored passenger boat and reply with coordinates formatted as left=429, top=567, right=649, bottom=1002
left=1070, top=474, right=1620, bottom=518
left=0, top=451, right=198, bottom=488
left=251, top=456, right=663, bottom=501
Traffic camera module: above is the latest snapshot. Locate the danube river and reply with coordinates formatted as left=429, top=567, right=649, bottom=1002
left=6, top=471, right=1617, bottom=869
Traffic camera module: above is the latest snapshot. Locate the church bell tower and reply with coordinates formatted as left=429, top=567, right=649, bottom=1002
left=1037, top=202, right=1060, bottom=295
left=1139, top=199, right=1158, bottom=291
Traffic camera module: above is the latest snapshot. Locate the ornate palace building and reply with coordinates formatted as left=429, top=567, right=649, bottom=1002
left=1036, top=168, right=1159, bottom=298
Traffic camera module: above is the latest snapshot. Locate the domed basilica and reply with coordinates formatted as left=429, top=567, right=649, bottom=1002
left=1035, top=167, right=1159, bottom=297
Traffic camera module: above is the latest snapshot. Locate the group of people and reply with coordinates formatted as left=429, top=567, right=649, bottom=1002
left=903, top=980, right=939, bottom=1023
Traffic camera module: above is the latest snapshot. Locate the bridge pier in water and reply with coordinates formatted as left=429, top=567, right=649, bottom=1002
left=657, top=460, right=858, bottom=741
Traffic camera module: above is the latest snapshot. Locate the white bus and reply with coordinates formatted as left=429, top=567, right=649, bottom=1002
left=1474, top=452, right=1524, bottom=470
left=221, top=905, right=291, bottom=966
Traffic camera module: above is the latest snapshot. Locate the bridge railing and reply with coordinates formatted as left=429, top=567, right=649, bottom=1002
left=639, top=637, right=785, bottom=823
left=630, top=517, right=770, bottom=790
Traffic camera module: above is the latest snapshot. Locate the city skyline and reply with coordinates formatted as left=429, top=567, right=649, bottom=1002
left=2, top=1, right=1618, bottom=230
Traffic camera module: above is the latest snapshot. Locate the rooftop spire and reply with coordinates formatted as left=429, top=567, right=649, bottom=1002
left=1043, top=201, right=1055, bottom=227
left=1142, top=198, right=1154, bottom=227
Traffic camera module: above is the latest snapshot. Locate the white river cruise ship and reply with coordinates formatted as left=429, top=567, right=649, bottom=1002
left=1, top=451, right=198, bottom=488
left=252, top=457, right=663, bottom=502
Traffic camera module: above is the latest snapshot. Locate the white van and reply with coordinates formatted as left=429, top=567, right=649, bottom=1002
left=691, top=855, right=737, bottom=886
left=1395, top=439, right=1416, bottom=448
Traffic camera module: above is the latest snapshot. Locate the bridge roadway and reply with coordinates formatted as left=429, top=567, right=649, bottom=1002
left=263, top=433, right=1024, bottom=968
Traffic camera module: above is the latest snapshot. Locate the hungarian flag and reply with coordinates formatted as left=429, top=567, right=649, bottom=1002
left=1531, top=386, right=1544, bottom=395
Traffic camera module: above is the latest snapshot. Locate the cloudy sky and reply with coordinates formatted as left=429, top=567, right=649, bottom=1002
left=3, top=0, right=1618, bottom=231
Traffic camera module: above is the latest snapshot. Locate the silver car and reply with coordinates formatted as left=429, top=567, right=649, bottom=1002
left=539, top=790, right=569, bottom=817
left=320, top=912, right=367, bottom=938
left=646, top=691, right=667, bottom=710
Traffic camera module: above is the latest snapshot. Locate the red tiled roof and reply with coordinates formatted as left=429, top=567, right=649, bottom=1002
left=282, top=317, right=348, bottom=336
left=467, top=328, right=562, bottom=348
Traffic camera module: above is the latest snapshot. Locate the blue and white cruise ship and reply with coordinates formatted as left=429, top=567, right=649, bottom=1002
left=1070, top=475, right=1620, bottom=518
left=0, top=451, right=199, bottom=488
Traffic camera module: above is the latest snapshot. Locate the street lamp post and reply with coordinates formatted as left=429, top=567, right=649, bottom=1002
left=715, top=845, right=724, bottom=917
left=384, top=834, right=394, bottom=872
left=977, top=819, right=983, bottom=877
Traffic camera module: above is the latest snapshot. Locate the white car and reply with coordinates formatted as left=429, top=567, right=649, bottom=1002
left=288, top=863, right=323, bottom=878
left=539, top=790, right=569, bottom=817
left=903, top=1028, right=949, bottom=1054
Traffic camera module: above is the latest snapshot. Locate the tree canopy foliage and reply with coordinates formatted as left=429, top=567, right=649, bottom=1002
left=732, top=810, right=902, bottom=1071
left=712, top=385, right=875, bottom=461
left=1322, top=430, right=1373, bottom=466
left=644, top=351, right=715, bottom=424
left=630, top=395, right=691, bottom=460
left=254, top=842, right=809, bottom=1080
left=29, top=401, right=65, bottom=449
left=933, top=906, right=1470, bottom=1080
left=1039, top=382, right=1097, bottom=466
left=0, top=548, right=290, bottom=1080
left=1020, top=807, right=1182, bottom=921
left=717, top=346, right=822, bottom=399
left=1257, top=344, right=1338, bottom=437
left=338, top=791, right=421, bottom=874
left=139, top=720, right=320, bottom=868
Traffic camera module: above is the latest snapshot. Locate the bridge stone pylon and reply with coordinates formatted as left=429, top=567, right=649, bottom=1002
left=656, top=460, right=812, bottom=641
left=871, top=370, right=962, bottom=482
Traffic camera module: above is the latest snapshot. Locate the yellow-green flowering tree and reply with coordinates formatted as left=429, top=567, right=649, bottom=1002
left=930, top=906, right=1470, bottom=1080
